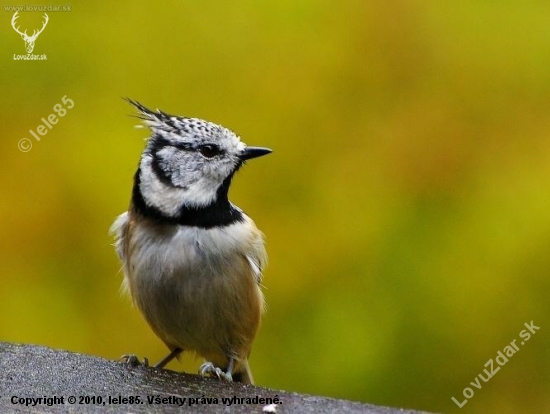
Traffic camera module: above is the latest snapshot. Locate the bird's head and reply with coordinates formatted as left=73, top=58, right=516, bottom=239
left=128, top=100, right=271, bottom=222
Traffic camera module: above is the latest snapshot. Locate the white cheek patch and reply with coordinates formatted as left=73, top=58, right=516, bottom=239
left=181, top=178, right=221, bottom=208
left=140, top=155, right=221, bottom=214
left=140, top=156, right=189, bottom=216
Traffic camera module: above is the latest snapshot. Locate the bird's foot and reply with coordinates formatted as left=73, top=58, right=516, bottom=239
left=199, top=361, right=233, bottom=382
left=120, top=354, right=149, bottom=367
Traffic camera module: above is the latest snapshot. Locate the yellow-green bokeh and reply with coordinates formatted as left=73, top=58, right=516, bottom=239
left=1, top=2, right=549, bottom=413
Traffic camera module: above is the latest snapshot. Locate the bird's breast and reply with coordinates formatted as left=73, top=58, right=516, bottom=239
left=123, top=215, right=266, bottom=354
left=128, top=217, right=258, bottom=279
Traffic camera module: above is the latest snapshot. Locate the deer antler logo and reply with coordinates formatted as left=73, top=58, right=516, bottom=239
left=11, top=11, right=49, bottom=54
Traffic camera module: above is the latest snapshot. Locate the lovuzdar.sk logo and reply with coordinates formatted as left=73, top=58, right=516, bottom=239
left=11, top=11, right=48, bottom=60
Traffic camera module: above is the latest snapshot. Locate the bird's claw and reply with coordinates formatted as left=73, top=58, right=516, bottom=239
left=199, top=361, right=233, bottom=382
left=120, top=354, right=149, bottom=367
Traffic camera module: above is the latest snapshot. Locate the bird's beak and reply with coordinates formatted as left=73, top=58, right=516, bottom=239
left=240, top=146, right=272, bottom=161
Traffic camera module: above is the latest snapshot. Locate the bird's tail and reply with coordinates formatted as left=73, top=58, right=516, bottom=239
left=233, top=360, right=254, bottom=385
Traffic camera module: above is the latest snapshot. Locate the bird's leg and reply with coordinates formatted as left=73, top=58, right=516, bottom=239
left=225, top=357, right=235, bottom=379
left=199, top=357, right=234, bottom=382
left=154, top=348, right=183, bottom=369
left=119, top=354, right=149, bottom=367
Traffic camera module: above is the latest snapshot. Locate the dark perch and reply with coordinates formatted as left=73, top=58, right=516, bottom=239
left=0, top=342, right=430, bottom=413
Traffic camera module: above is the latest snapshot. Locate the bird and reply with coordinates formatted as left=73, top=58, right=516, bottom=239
left=110, top=99, right=271, bottom=384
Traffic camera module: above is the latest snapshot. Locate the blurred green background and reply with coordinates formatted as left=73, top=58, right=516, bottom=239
left=1, top=1, right=549, bottom=412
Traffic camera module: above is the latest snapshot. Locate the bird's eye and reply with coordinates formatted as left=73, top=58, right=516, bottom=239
left=199, top=144, right=221, bottom=158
